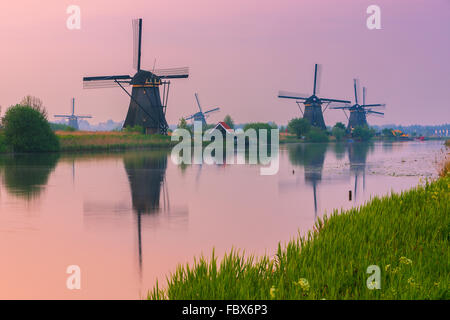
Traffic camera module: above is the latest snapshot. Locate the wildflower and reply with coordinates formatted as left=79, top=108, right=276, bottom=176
left=385, top=264, right=391, bottom=272
left=294, top=278, right=310, bottom=292
left=434, top=282, right=440, bottom=287
left=269, top=286, right=277, bottom=299
left=399, top=257, right=412, bottom=265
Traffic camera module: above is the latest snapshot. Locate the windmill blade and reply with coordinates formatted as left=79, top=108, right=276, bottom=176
left=367, top=110, right=384, bottom=116
left=278, top=90, right=310, bottom=100
left=185, top=114, right=195, bottom=120
left=329, top=103, right=352, bottom=109
left=314, top=63, right=322, bottom=95
left=362, top=104, right=386, bottom=108
left=320, top=98, right=351, bottom=104
left=83, top=75, right=132, bottom=89
left=132, top=19, right=142, bottom=71
left=353, top=78, right=360, bottom=104
left=76, top=115, right=93, bottom=119
left=363, top=87, right=367, bottom=106
left=203, top=107, right=220, bottom=114
left=152, top=67, right=189, bottom=79
left=194, top=93, right=203, bottom=113
left=54, top=115, right=70, bottom=118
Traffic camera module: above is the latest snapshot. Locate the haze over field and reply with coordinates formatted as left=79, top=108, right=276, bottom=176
left=0, top=0, right=449, bottom=125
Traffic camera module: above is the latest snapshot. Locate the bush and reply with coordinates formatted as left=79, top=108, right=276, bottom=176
left=50, top=122, right=75, bottom=132
left=2, top=105, right=60, bottom=152
left=243, top=122, right=277, bottom=144
left=0, top=130, right=7, bottom=153
left=287, top=118, right=311, bottom=138
left=382, top=128, right=395, bottom=138
left=352, top=126, right=375, bottom=141
left=306, top=127, right=329, bottom=142
left=123, top=125, right=144, bottom=134
left=331, top=126, right=346, bottom=141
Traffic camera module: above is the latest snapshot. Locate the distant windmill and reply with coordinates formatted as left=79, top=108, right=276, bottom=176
left=83, top=18, right=189, bottom=135
left=330, top=79, right=385, bottom=130
left=185, top=93, right=220, bottom=126
left=54, top=98, right=92, bottom=130
left=278, top=64, right=351, bottom=129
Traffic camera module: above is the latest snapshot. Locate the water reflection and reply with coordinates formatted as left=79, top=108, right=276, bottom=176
left=288, top=143, right=328, bottom=218
left=348, top=142, right=373, bottom=201
left=0, top=153, right=59, bottom=199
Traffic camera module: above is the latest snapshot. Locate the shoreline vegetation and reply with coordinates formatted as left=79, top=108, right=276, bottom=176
left=150, top=154, right=449, bottom=300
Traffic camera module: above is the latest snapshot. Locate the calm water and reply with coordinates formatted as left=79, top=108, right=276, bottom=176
left=0, top=140, right=445, bottom=299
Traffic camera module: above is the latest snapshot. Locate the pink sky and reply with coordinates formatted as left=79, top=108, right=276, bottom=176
left=0, top=0, right=449, bottom=126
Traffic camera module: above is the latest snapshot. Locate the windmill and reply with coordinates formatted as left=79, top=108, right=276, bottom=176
left=185, top=93, right=220, bottom=126
left=278, top=64, right=351, bottom=129
left=330, top=79, right=385, bottom=130
left=54, top=98, right=92, bottom=130
left=82, top=18, right=189, bottom=135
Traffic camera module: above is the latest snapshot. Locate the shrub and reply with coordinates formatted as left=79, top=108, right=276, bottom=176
left=50, top=122, right=75, bottom=132
left=287, top=118, right=311, bottom=138
left=382, top=128, right=395, bottom=138
left=123, top=125, right=144, bottom=134
left=2, top=105, right=60, bottom=152
left=243, top=122, right=277, bottom=144
left=306, top=127, right=329, bottom=142
left=331, top=126, right=346, bottom=141
left=352, top=126, right=375, bottom=141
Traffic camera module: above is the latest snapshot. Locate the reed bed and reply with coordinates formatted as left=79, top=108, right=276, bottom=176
left=56, top=131, right=174, bottom=152
left=150, top=175, right=449, bottom=300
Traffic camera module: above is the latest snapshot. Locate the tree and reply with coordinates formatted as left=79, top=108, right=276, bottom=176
left=382, top=128, right=395, bottom=138
left=332, top=126, right=346, bottom=141
left=352, top=125, right=375, bottom=141
left=223, top=115, right=235, bottom=129
left=20, top=95, right=47, bottom=119
left=287, top=118, right=311, bottom=138
left=332, top=122, right=346, bottom=141
left=178, top=117, right=189, bottom=129
left=306, top=127, right=329, bottom=142
left=334, top=122, right=346, bottom=131
left=3, top=105, right=60, bottom=152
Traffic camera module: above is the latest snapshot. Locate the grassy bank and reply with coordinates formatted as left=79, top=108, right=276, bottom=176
left=150, top=173, right=449, bottom=300
left=56, top=131, right=175, bottom=152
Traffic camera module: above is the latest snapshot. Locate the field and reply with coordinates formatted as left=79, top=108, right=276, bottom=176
left=150, top=171, right=449, bottom=300
left=56, top=131, right=174, bottom=152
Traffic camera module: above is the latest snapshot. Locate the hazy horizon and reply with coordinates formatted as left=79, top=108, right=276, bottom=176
left=0, top=0, right=449, bottom=126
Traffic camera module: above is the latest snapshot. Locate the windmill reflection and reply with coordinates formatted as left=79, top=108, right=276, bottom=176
left=348, top=142, right=373, bottom=201
left=287, top=143, right=328, bottom=219
left=123, top=151, right=170, bottom=275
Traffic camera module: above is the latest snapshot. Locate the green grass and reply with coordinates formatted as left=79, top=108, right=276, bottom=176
left=150, top=175, right=449, bottom=300
left=57, top=132, right=175, bottom=152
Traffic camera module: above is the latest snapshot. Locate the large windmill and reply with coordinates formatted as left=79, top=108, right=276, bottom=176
left=185, top=93, right=220, bottom=126
left=54, top=98, right=92, bottom=130
left=278, top=64, right=350, bottom=129
left=83, top=18, right=189, bottom=135
left=330, top=79, right=385, bottom=130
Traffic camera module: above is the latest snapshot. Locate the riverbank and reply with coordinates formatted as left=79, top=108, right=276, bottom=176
left=150, top=167, right=449, bottom=300
left=0, top=130, right=175, bottom=153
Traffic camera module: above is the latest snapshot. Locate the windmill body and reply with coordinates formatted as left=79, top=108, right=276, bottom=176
left=54, top=98, right=92, bottom=130
left=83, top=19, right=189, bottom=135
left=185, top=93, right=220, bottom=126
left=278, top=64, right=350, bottom=130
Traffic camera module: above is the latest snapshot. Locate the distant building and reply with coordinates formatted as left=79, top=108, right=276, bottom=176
left=211, top=121, right=233, bottom=136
